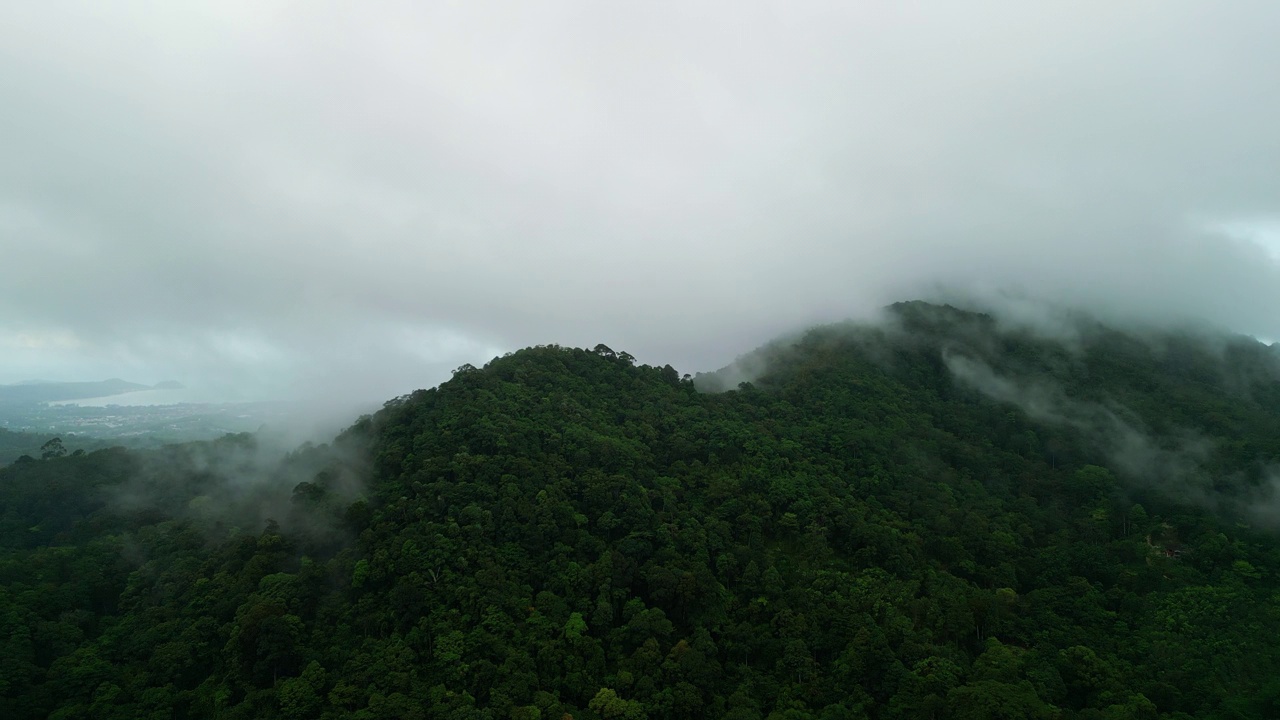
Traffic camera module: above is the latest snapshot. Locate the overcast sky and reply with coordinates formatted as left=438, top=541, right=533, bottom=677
left=3, top=1, right=1280, bottom=406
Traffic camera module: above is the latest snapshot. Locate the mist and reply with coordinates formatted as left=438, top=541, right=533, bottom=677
left=110, top=424, right=372, bottom=549
left=942, top=344, right=1280, bottom=529
left=3, top=2, right=1280, bottom=406
left=945, top=352, right=1212, bottom=484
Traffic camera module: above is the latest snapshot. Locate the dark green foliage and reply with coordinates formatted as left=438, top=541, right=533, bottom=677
left=0, top=428, right=93, bottom=466
left=4, top=305, right=1280, bottom=718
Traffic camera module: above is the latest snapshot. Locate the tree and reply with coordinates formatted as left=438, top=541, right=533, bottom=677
left=947, top=680, right=1054, bottom=720
left=278, top=661, right=325, bottom=719
left=40, top=437, right=66, bottom=460
left=589, top=688, right=647, bottom=720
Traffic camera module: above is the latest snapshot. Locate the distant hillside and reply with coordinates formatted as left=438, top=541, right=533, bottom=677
left=0, top=428, right=146, bottom=466
left=0, top=428, right=82, bottom=465
left=0, top=378, right=150, bottom=404
left=3, top=303, right=1280, bottom=718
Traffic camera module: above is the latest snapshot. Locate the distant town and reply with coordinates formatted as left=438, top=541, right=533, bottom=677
left=0, top=378, right=293, bottom=446
left=0, top=399, right=292, bottom=442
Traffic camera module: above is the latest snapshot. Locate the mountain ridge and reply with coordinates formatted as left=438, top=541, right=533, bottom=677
left=0, top=378, right=188, bottom=405
left=0, top=378, right=149, bottom=404
left=2, top=303, right=1280, bottom=718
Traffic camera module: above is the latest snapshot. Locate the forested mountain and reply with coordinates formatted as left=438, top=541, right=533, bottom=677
left=4, top=302, right=1280, bottom=719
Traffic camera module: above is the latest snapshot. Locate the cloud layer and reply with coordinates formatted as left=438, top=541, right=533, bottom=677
left=3, top=1, right=1280, bottom=403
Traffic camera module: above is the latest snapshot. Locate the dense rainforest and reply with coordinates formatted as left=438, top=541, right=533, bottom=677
left=4, top=302, right=1280, bottom=719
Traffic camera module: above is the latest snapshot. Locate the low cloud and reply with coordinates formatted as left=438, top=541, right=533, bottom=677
left=3, top=2, right=1280, bottom=403
left=942, top=349, right=1280, bottom=527
left=110, top=426, right=371, bottom=545
left=944, top=351, right=1212, bottom=482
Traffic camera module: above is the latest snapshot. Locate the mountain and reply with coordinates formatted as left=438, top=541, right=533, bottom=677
left=2, top=302, right=1280, bottom=719
left=0, top=378, right=151, bottom=404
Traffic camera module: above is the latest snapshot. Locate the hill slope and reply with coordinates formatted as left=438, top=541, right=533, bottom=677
left=3, top=304, right=1280, bottom=719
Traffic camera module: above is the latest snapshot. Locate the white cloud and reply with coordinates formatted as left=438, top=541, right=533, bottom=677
left=2, top=1, right=1280, bottom=398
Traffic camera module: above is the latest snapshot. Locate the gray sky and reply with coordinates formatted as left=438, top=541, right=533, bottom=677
left=3, top=1, right=1280, bottom=405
